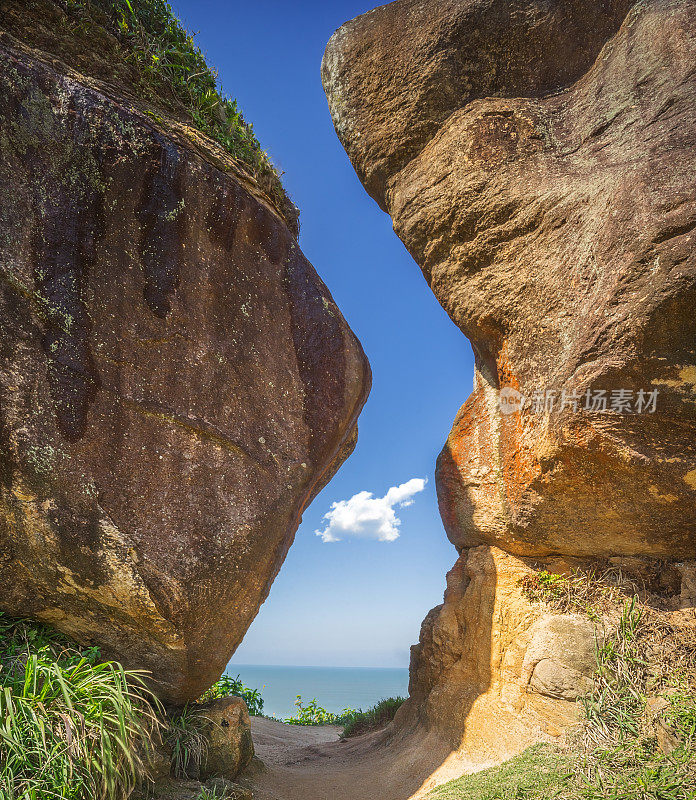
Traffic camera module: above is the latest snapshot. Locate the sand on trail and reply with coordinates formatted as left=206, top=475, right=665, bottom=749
left=239, top=717, right=472, bottom=800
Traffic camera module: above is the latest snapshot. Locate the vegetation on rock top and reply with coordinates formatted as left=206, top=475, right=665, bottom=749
left=2, top=0, right=296, bottom=229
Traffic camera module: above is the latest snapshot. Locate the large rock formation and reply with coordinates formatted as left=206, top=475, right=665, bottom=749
left=324, top=0, right=696, bottom=771
left=0, top=0, right=370, bottom=704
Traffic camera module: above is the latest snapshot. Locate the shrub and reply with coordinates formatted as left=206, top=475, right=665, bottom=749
left=341, top=697, right=405, bottom=738
left=0, top=613, right=160, bottom=800
left=198, top=674, right=263, bottom=717
left=283, top=696, right=353, bottom=726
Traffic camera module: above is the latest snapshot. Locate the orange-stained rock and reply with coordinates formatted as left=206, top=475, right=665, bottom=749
left=323, top=0, right=696, bottom=779
left=323, top=0, right=696, bottom=559
left=0, top=3, right=370, bottom=703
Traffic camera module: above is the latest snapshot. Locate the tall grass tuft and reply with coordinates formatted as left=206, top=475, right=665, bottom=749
left=0, top=613, right=160, bottom=800
left=341, top=697, right=405, bottom=739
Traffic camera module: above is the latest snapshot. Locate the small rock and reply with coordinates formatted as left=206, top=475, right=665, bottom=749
left=195, top=697, right=254, bottom=780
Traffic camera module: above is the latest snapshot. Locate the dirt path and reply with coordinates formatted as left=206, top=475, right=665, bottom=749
left=239, top=718, right=464, bottom=800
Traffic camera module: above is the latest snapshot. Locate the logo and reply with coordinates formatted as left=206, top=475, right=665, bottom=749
left=499, top=387, right=525, bottom=415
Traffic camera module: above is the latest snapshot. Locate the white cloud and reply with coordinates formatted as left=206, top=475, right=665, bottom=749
left=315, top=478, right=427, bottom=543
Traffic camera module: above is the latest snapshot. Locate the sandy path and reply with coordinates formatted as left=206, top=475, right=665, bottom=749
left=238, top=718, right=458, bottom=800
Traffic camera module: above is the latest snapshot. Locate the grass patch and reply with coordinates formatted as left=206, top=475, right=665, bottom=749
left=520, top=569, right=620, bottom=620
left=575, top=598, right=696, bottom=799
left=0, top=613, right=160, bottom=800
left=429, top=579, right=696, bottom=800
left=429, top=743, right=571, bottom=800
left=341, top=696, right=405, bottom=738
left=6, top=0, right=296, bottom=226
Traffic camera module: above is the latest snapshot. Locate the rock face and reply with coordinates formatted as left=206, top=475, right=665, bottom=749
left=323, top=0, right=696, bottom=559
left=0, top=3, right=370, bottom=704
left=324, top=0, right=696, bottom=770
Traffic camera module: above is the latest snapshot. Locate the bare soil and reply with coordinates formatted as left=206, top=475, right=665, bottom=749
left=239, top=718, right=460, bottom=800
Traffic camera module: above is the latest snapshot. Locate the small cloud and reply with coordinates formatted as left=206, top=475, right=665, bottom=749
left=315, top=478, right=427, bottom=543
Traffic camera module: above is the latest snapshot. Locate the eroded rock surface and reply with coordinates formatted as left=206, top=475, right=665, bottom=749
left=0, top=4, right=370, bottom=703
left=323, top=0, right=696, bottom=773
left=324, top=0, right=696, bottom=559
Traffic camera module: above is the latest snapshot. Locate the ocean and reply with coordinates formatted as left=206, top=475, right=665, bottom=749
left=226, top=664, right=409, bottom=720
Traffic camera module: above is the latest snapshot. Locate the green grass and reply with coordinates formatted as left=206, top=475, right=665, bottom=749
left=164, top=703, right=207, bottom=780
left=340, top=696, right=405, bottom=738
left=429, top=744, right=571, bottom=800
left=429, top=594, right=696, bottom=800
left=575, top=599, right=696, bottom=799
left=0, top=613, right=160, bottom=800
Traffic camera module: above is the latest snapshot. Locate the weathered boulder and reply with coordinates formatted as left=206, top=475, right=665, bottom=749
left=402, top=547, right=589, bottom=761
left=323, top=0, right=696, bottom=778
left=195, top=697, right=254, bottom=780
left=323, top=0, right=696, bottom=559
left=0, top=2, right=370, bottom=703
left=522, top=614, right=599, bottom=701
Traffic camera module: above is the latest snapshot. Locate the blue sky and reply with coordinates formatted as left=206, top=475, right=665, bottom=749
left=170, top=0, right=475, bottom=668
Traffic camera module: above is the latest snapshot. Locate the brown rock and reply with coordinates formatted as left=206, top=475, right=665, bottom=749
left=523, top=614, right=600, bottom=701
left=403, top=546, right=586, bottom=757
left=195, top=697, right=254, bottom=780
left=0, top=7, right=370, bottom=703
left=323, top=0, right=696, bottom=559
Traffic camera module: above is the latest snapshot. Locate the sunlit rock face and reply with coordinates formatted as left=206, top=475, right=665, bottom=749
left=323, top=0, right=696, bottom=559
left=0, top=5, right=370, bottom=704
left=323, top=0, right=696, bottom=769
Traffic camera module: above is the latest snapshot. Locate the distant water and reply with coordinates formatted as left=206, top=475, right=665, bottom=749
left=226, top=664, right=409, bottom=720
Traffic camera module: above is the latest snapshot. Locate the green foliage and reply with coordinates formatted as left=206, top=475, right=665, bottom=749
left=576, top=599, right=696, bottom=799
left=0, top=613, right=160, bottom=800
left=428, top=743, right=571, bottom=800
left=65, top=0, right=287, bottom=207
left=428, top=598, right=696, bottom=800
left=196, top=788, right=230, bottom=800
left=164, top=704, right=207, bottom=780
left=198, top=674, right=263, bottom=717
left=340, top=696, right=405, bottom=739
left=283, top=696, right=354, bottom=726
left=520, top=570, right=613, bottom=620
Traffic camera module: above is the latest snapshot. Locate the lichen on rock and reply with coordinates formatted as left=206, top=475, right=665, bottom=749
left=0, top=3, right=370, bottom=703
left=323, top=0, right=696, bottom=773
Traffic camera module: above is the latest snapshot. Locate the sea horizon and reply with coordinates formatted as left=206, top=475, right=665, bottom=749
left=225, top=663, right=410, bottom=721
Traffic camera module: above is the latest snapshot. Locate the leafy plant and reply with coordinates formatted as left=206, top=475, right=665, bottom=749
left=198, top=674, right=263, bottom=717
left=340, top=696, right=405, bottom=738
left=0, top=613, right=160, bottom=800
left=283, top=696, right=354, bottom=726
